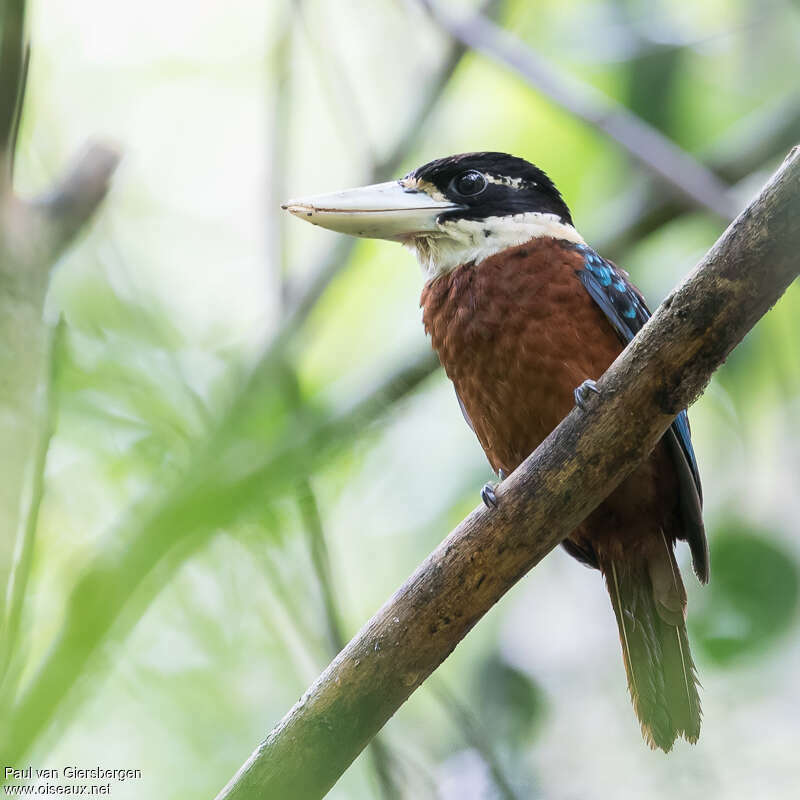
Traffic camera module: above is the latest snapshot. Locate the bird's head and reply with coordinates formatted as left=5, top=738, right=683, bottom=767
left=282, top=152, right=584, bottom=279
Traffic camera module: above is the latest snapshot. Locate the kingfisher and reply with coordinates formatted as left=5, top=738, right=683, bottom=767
left=282, top=152, right=709, bottom=751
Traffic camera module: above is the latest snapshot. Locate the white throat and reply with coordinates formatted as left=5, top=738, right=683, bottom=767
left=403, top=211, right=585, bottom=280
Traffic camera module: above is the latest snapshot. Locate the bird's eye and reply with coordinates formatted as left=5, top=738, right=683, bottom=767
left=452, top=170, right=486, bottom=197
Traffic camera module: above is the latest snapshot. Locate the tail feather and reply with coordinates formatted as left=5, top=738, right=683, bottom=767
left=605, top=551, right=701, bottom=751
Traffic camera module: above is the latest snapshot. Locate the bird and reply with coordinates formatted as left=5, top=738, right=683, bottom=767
left=282, top=151, right=709, bottom=752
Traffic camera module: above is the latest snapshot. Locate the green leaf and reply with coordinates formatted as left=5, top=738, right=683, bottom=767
left=692, top=522, right=799, bottom=665
left=476, top=654, right=545, bottom=745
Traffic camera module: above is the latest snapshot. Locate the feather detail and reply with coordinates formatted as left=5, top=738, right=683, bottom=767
left=603, top=551, right=702, bottom=751
left=610, top=561, right=638, bottom=700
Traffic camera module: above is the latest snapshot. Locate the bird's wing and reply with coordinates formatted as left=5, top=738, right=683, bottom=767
left=573, top=244, right=708, bottom=583
left=574, top=245, right=651, bottom=343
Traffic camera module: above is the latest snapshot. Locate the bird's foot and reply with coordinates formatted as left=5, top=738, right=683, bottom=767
left=481, top=470, right=505, bottom=509
left=481, top=482, right=498, bottom=509
left=574, top=379, right=600, bottom=410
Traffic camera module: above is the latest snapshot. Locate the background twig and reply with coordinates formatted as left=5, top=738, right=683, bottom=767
left=431, top=681, right=521, bottom=800
left=297, top=477, right=402, bottom=800
left=417, top=0, right=738, bottom=219
left=599, top=93, right=800, bottom=257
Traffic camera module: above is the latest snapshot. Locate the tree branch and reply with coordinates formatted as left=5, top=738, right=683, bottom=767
left=34, top=140, right=122, bottom=253
left=215, top=148, right=800, bottom=800
left=417, top=0, right=738, bottom=220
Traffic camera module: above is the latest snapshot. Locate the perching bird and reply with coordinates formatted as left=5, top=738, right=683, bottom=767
left=283, top=152, right=709, bottom=751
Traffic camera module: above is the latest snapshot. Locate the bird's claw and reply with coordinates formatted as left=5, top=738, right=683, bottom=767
left=574, top=379, right=600, bottom=410
left=481, top=482, right=498, bottom=509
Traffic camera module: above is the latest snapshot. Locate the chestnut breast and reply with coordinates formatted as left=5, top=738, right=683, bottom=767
left=420, top=238, right=623, bottom=476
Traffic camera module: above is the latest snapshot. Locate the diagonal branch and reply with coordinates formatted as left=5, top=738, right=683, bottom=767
left=215, top=147, right=800, bottom=800
left=33, top=140, right=121, bottom=252
left=417, top=0, right=739, bottom=220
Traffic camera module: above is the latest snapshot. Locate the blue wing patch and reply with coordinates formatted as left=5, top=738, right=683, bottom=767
left=574, top=245, right=649, bottom=343
left=572, top=243, right=707, bottom=580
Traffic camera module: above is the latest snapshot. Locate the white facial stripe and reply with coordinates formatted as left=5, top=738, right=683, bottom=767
left=399, top=176, right=449, bottom=202
left=484, top=174, right=530, bottom=190
left=403, top=212, right=585, bottom=280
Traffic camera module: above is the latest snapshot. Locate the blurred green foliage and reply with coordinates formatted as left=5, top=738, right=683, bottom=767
left=693, top=523, right=799, bottom=665
left=1, top=0, right=799, bottom=798
left=476, top=654, right=546, bottom=747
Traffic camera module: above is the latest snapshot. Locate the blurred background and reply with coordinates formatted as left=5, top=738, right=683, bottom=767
left=2, top=0, right=800, bottom=797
